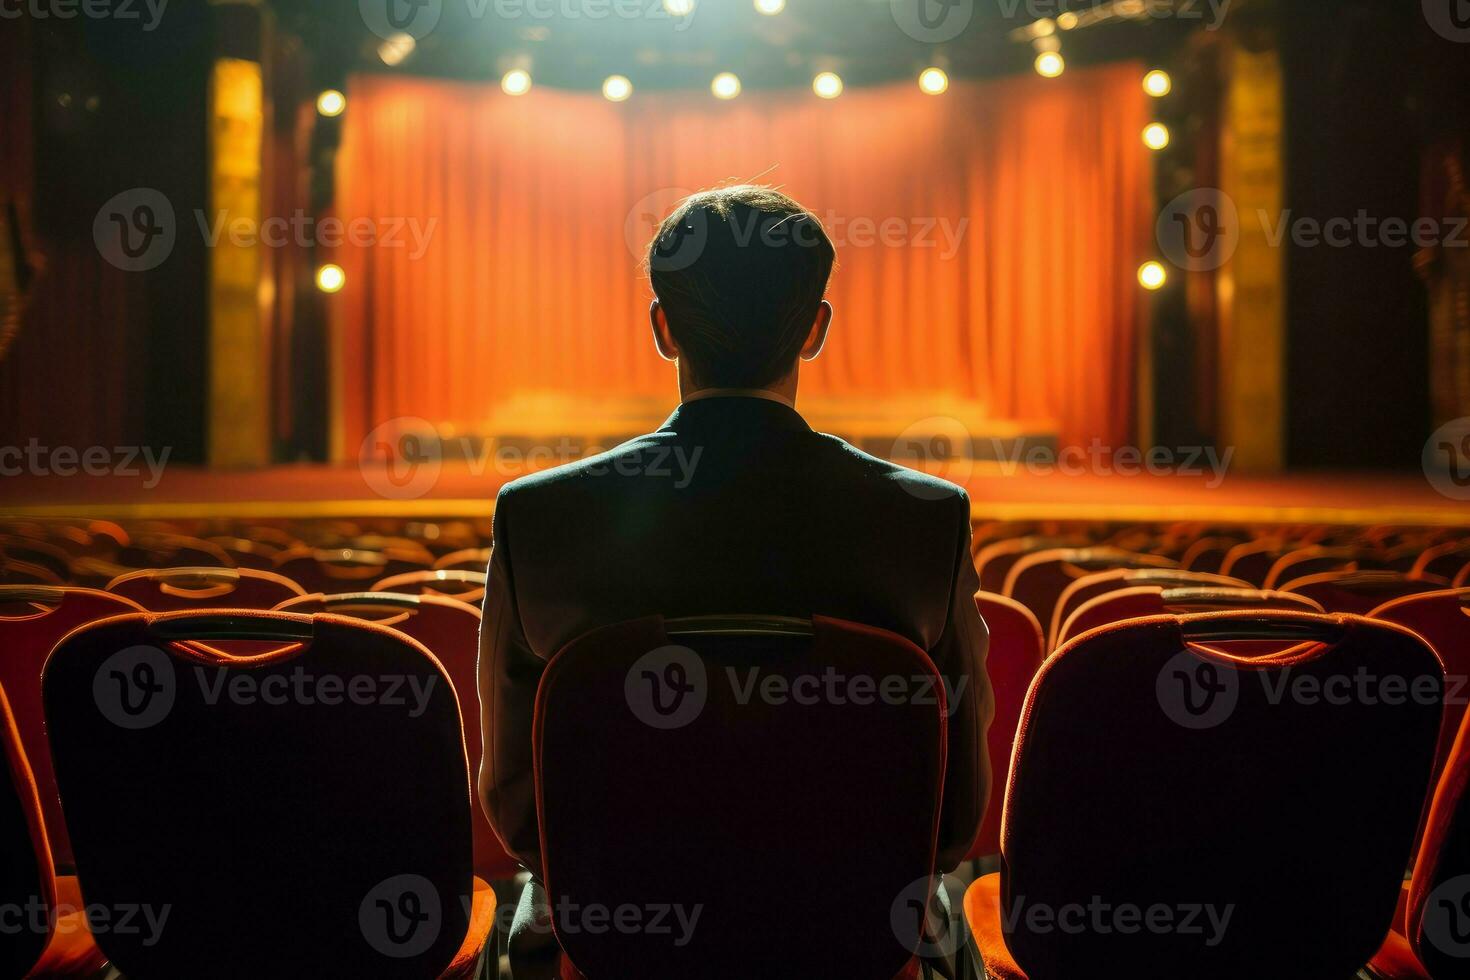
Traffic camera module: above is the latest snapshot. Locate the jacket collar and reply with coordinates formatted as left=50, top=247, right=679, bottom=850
left=658, top=395, right=813, bottom=436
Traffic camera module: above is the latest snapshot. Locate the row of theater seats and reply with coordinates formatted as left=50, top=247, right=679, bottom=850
left=0, top=517, right=1468, bottom=977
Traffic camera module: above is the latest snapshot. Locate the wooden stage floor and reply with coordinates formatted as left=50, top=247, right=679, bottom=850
left=0, top=460, right=1463, bottom=528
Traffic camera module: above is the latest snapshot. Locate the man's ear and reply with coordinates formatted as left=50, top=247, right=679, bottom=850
left=650, top=300, right=679, bottom=362
left=799, top=300, right=834, bottom=361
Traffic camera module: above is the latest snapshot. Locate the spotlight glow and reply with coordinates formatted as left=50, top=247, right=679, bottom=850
left=315, top=89, right=346, bottom=117
left=918, top=67, right=949, bottom=95
left=377, top=32, right=416, bottom=67
left=316, top=264, right=346, bottom=293
left=1143, top=69, right=1172, bottom=97
left=813, top=72, right=843, bottom=99
left=1057, top=10, right=1079, bottom=29
left=663, top=0, right=695, bottom=14
left=602, top=75, right=633, bottom=102
left=501, top=69, right=532, bottom=96
left=754, top=0, right=784, bottom=13
left=1138, top=261, right=1168, bottom=290
left=711, top=72, right=741, bottom=100
left=1142, top=122, right=1171, bottom=150
left=1034, top=51, right=1065, bottom=78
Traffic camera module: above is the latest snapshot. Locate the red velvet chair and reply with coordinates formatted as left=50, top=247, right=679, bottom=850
left=535, top=615, right=946, bottom=979
left=42, top=609, right=495, bottom=979
left=965, top=611, right=1443, bottom=979
left=1218, top=537, right=1296, bottom=587
left=116, top=533, right=233, bottom=570
left=373, top=569, right=488, bottom=606
left=1368, top=708, right=1470, bottom=979
left=1048, top=569, right=1250, bottom=651
left=106, top=566, right=306, bottom=611
left=1456, top=563, right=1470, bottom=590
left=1283, top=570, right=1449, bottom=616
left=1371, top=588, right=1470, bottom=786
left=432, top=548, right=492, bottom=573
left=0, top=585, right=144, bottom=870
left=970, top=593, right=1044, bottom=860
left=1412, top=538, right=1470, bottom=582
left=1056, top=586, right=1324, bottom=649
left=0, top=682, right=106, bottom=978
left=1262, top=545, right=1363, bottom=590
left=275, top=592, right=516, bottom=880
left=1179, top=534, right=1248, bottom=574
left=273, top=547, right=428, bottom=596
left=1001, top=548, right=1177, bottom=642
left=974, top=536, right=1088, bottom=596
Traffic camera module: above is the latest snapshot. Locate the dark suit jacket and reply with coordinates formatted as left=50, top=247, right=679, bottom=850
left=478, top=395, right=992, bottom=877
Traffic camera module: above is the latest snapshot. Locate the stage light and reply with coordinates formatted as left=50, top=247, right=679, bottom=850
left=1142, top=122, right=1171, bottom=150
left=378, top=32, right=416, bottom=67
left=663, top=0, right=694, bottom=14
left=316, top=89, right=346, bottom=117
left=1057, top=10, right=1079, bottom=29
left=754, top=0, right=784, bottom=14
left=1143, top=69, right=1172, bottom=97
left=602, top=75, right=633, bottom=102
left=813, top=72, right=843, bottom=99
left=1138, top=261, right=1167, bottom=290
left=711, top=72, right=741, bottom=100
left=316, top=264, right=346, bottom=293
left=918, top=67, right=948, bottom=95
left=1034, top=51, right=1065, bottom=78
left=501, top=69, right=532, bottom=96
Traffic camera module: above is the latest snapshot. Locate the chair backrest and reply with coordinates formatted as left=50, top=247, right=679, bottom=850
left=1057, top=586, right=1325, bottom=649
left=0, top=585, right=144, bottom=867
left=107, top=566, right=306, bottom=611
left=1003, top=548, right=1177, bottom=636
left=432, top=548, right=492, bottom=573
left=373, top=569, right=488, bottom=605
left=1049, top=569, right=1251, bottom=651
left=0, top=681, right=57, bottom=978
left=117, top=533, right=234, bottom=570
left=274, top=591, right=513, bottom=879
left=274, top=547, right=427, bottom=595
left=1218, top=538, right=1292, bottom=587
left=1283, top=569, right=1449, bottom=615
left=1262, top=545, right=1362, bottom=590
left=970, top=593, right=1044, bottom=859
left=43, top=609, right=475, bottom=978
left=1371, top=588, right=1470, bottom=783
left=535, top=615, right=947, bottom=979
left=1001, top=611, right=1442, bottom=978
left=1413, top=539, right=1470, bottom=581
left=1403, top=708, right=1470, bottom=977
left=974, top=536, right=1088, bottom=595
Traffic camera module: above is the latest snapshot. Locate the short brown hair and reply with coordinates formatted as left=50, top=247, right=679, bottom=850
left=647, top=185, right=835, bottom=389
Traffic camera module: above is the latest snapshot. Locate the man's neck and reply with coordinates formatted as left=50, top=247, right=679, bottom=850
left=681, top=387, right=795, bottom=409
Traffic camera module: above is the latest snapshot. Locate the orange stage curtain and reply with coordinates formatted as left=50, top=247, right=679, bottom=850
left=333, top=63, right=1150, bottom=455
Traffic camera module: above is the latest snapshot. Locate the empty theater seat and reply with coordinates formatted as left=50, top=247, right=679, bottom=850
left=1002, top=547, right=1178, bottom=640
left=373, top=569, right=489, bottom=605
left=973, top=536, right=1090, bottom=598
left=1368, top=709, right=1470, bottom=979
left=965, top=611, right=1442, bottom=979
left=0, top=682, right=105, bottom=978
left=971, top=593, right=1045, bottom=859
left=273, top=547, right=428, bottom=595
left=1049, top=568, right=1251, bottom=650
left=1371, top=588, right=1470, bottom=783
left=1056, top=586, right=1324, bottom=648
left=0, top=585, right=144, bottom=869
left=275, top=591, right=515, bottom=880
left=1263, top=545, right=1364, bottom=590
left=42, top=609, right=495, bottom=979
left=1283, top=570, right=1449, bottom=615
left=535, top=615, right=945, bottom=980
left=106, top=566, right=307, bottom=611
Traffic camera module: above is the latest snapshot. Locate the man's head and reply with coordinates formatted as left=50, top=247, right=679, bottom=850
left=647, top=185, right=835, bottom=393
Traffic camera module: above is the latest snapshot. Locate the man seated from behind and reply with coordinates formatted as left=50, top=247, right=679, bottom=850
left=478, top=184, right=992, bottom=977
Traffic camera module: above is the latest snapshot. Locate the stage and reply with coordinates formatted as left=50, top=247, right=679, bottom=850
left=0, top=460, right=1462, bottom=528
